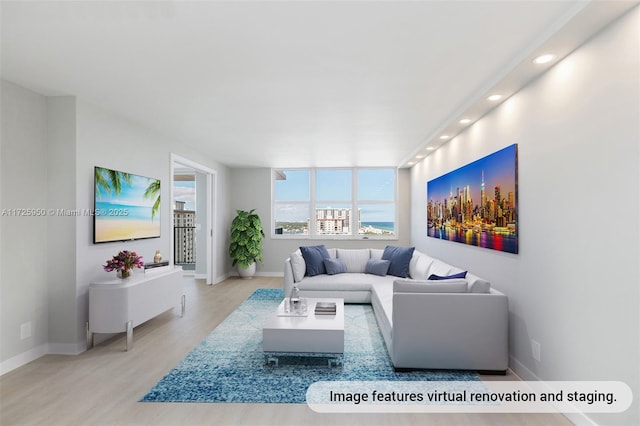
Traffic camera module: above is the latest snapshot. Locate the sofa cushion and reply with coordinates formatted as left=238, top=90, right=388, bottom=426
left=300, top=245, right=331, bottom=276
left=467, top=273, right=491, bottom=293
left=394, top=278, right=468, bottom=293
left=428, top=271, right=467, bottom=280
left=297, top=273, right=374, bottom=292
left=409, top=252, right=433, bottom=280
left=365, top=259, right=390, bottom=276
left=290, top=249, right=306, bottom=283
left=370, top=248, right=384, bottom=260
left=382, top=246, right=415, bottom=278
left=370, top=281, right=394, bottom=342
left=427, top=259, right=453, bottom=277
left=337, top=249, right=371, bottom=273
left=324, top=258, right=347, bottom=275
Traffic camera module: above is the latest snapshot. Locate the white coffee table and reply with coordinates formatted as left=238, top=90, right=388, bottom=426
left=263, top=298, right=344, bottom=366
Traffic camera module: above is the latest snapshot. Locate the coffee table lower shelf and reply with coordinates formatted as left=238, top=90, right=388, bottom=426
left=263, top=351, right=344, bottom=368
left=262, top=298, right=345, bottom=368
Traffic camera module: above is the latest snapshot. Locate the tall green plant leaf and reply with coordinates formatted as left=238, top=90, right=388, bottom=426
left=229, top=209, right=264, bottom=268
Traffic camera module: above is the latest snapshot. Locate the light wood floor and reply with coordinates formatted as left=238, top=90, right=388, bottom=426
left=0, top=276, right=572, bottom=426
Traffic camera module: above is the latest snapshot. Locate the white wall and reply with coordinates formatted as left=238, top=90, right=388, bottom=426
left=215, top=168, right=232, bottom=283
left=74, top=100, right=179, bottom=347
left=0, top=81, right=50, bottom=368
left=0, top=82, right=232, bottom=369
left=195, top=171, right=207, bottom=278
left=229, top=167, right=412, bottom=275
left=411, top=8, right=639, bottom=426
left=46, top=96, right=78, bottom=352
left=74, top=100, right=231, bottom=346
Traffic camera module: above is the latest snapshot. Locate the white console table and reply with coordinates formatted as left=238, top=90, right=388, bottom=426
left=88, top=266, right=185, bottom=351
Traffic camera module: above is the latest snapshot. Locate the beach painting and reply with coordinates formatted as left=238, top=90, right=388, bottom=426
left=427, top=144, right=518, bottom=254
left=94, top=166, right=161, bottom=243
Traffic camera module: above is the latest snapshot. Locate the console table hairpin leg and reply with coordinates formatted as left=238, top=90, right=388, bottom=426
left=124, top=294, right=184, bottom=351
left=86, top=322, right=93, bottom=350
left=126, top=320, right=133, bottom=351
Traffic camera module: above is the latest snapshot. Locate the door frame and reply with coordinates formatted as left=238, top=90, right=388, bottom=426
left=170, top=153, right=217, bottom=285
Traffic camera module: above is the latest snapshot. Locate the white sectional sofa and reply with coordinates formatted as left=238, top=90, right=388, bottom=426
left=284, top=246, right=509, bottom=373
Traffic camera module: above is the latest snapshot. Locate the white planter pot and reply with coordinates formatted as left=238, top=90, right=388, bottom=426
left=237, top=262, right=256, bottom=279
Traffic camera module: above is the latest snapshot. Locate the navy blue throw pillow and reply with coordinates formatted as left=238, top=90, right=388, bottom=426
left=428, top=271, right=468, bottom=280
left=365, top=259, right=390, bottom=276
left=300, top=245, right=331, bottom=276
left=381, top=246, right=415, bottom=278
left=324, top=258, right=347, bottom=275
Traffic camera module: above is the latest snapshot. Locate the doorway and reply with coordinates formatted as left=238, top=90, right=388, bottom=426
left=170, top=154, right=217, bottom=284
left=172, top=167, right=197, bottom=273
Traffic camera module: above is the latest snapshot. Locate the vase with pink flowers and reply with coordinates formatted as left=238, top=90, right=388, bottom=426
left=103, top=250, right=144, bottom=279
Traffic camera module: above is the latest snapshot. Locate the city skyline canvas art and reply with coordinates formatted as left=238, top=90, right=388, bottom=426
left=427, top=144, right=518, bottom=254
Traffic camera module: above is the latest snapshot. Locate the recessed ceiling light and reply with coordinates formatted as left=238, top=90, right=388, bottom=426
left=459, top=118, right=472, bottom=124
left=533, top=54, right=555, bottom=64
left=487, top=94, right=502, bottom=101
left=440, top=135, right=450, bottom=140
left=426, top=147, right=435, bottom=150
left=407, top=161, right=416, bottom=166
left=416, top=154, right=425, bottom=159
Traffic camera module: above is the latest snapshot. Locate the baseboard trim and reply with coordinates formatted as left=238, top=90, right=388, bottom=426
left=214, top=273, right=230, bottom=284
left=256, top=272, right=284, bottom=277
left=0, top=344, right=47, bottom=376
left=1, top=341, right=87, bottom=376
left=228, top=271, right=284, bottom=278
left=509, top=355, right=540, bottom=381
left=47, top=342, right=85, bottom=356
left=509, top=356, right=598, bottom=426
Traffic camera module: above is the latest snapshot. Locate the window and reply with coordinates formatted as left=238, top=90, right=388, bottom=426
left=357, top=169, right=396, bottom=237
left=316, top=169, right=352, bottom=236
left=273, top=169, right=310, bottom=235
left=272, top=168, right=397, bottom=238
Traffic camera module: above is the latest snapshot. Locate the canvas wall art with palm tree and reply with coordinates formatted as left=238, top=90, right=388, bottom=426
left=94, top=166, right=161, bottom=243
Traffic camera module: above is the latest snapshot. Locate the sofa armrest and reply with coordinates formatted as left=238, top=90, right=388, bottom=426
left=392, top=291, right=509, bottom=371
left=284, top=258, right=294, bottom=298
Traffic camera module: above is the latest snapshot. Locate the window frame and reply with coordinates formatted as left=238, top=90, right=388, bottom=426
left=272, top=168, right=311, bottom=238
left=271, top=167, right=398, bottom=240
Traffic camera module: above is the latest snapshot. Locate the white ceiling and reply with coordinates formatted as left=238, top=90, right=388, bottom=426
left=0, top=1, right=633, bottom=168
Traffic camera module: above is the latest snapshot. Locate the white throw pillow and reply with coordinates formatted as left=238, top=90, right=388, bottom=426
left=370, top=248, right=384, bottom=260
left=290, top=250, right=306, bottom=282
left=409, top=253, right=433, bottom=280
left=336, top=249, right=370, bottom=273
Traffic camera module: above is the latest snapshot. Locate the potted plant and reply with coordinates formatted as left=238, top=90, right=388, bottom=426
left=229, top=209, right=265, bottom=279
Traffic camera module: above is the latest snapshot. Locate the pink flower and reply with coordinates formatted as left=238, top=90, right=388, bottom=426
left=103, top=250, right=145, bottom=273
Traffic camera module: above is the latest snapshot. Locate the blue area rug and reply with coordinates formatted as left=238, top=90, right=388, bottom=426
left=141, top=288, right=478, bottom=403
